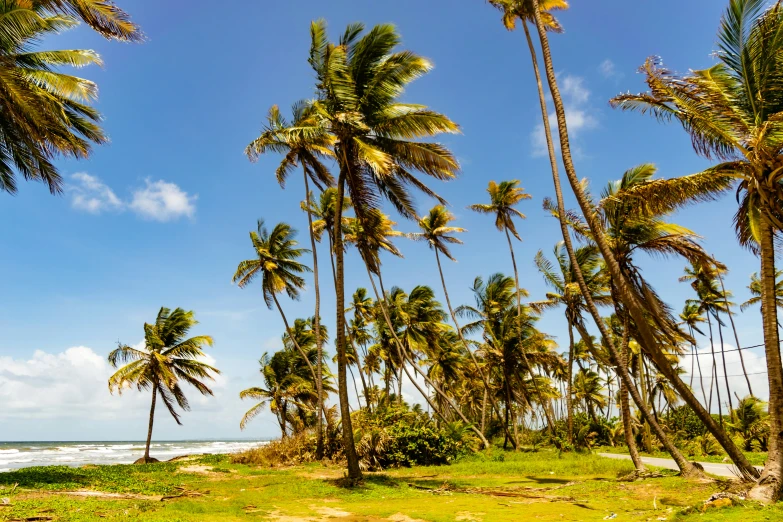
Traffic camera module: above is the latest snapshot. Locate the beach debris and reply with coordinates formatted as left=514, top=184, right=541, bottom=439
left=603, top=513, right=617, bottom=520
left=160, top=486, right=206, bottom=501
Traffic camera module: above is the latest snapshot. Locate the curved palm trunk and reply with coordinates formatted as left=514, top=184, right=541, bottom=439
left=367, top=266, right=491, bottom=448
left=566, top=319, right=575, bottom=443
left=344, top=322, right=372, bottom=411
left=302, top=173, right=325, bottom=459
left=332, top=169, right=362, bottom=482
left=528, top=2, right=748, bottom=479
left=715, top=266, right=753, bottom=396
left=748, top=216, right=783, bottom=502
left=505, top=227, right=556, bottom=435
left=143, top=386, right=157, bottom=462
left=690, top=325, right=709, bottom=407
left=434, top=248, right=515, bottom=443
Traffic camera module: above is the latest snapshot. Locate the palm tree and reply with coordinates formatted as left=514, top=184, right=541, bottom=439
left=308, top=20, right=460, bottom=482
left=232, top=220, right=324, bottom=412
left=573, top=368, right=606, bottom=424
left=742, top=271, right=783, bottom=312
left=408, top=205, right=510, bottom=440
left=609, top=0, right=782, bottom=494
left=108, top=307, right=218, bottom=463
left=0, top=2, right=108, bottom=195
left=517, top=0, right=724, bottom=478
left=39, top=0, right=142, bottom=41
left=679, top=302, right=709, bottom=406
left=246, top=103, right=334, bottom=457
left=534, top=242, right=611, bottom=442
left=469, top=181, right=556, bottom=434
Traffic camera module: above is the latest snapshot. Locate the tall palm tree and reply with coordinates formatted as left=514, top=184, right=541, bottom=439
left=0, top=1, right=108, bottom=195
left=408, top=205, right=511, bottom=440
left=232, top=220, right=324, bottom=414
left=573, top=367, right=606, bottom=424
left=609, top=0, right=782, bottom=494
left=469, top=181, right=556, bottom=434
left=308, top=20, right=460, bottom=481
left=108, top=307, right=218, bottom=463
left=246, top=102, right=334, bottom=457
left=534, top=242, right=611, bottom=441
left=518, top=0, right=723, bottom=477
left=679, top=302, right=709, bottom=406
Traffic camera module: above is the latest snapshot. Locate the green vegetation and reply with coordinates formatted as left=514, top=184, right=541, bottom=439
left=3, top=451, right=783, bottom=522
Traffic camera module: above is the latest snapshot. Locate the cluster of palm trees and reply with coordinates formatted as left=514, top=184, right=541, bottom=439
left=235, top=0, right=783, bottom=503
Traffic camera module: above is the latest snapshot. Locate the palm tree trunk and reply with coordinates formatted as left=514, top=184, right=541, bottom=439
left=503, top=361, right=520, bottom=449
left=714, top=263, right=754, bottom=396
left=302, top=173, right=325, bottom=460
left=706, top=314, right=723, bottom=425
left=716, top=314, right=735, bottom=420
left=367, top=266, right=491, bottom=448
left=566, top=319, right=575, bottom=444
left=143, top=386, right=157, bottom=462
left=504, top=227, right=556, bottom=435
left=332, top=169, right=362, bottom=482
left=748, top=215, right=783, bottom=502
left=435, top=248, right=514, bottom=443
left=619, top=318, right=645, bottom=471
left=692, top=327, right=709, bottom=407
left=344, top=323, right=372, bottom=411
left=481, top=387, right=488, bottom=434
left=528, top=2, right=751, bottom=479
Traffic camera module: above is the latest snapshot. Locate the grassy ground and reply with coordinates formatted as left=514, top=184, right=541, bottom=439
left=596, top=445, right=769, bottom=466
left=0, top=450, right=781, bottom=521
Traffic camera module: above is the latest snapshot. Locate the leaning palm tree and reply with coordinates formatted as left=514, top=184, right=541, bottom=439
left=308, top=20, right=460, bottom=481
left=679, top=302, right=709, bottom=406
left=232, top=220, right=323, bottom=411
left=0, top=2, right=108, bottom=195
left=609, top=0, right=783, bottom=495
left=408, top=205, right=511, bottom=441
left=246, top=103, right=334, bottom=457
left=108, top=307, right=218, bottom=463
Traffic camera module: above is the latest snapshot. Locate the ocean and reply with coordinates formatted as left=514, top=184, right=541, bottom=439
left=0, top=440, right=269, bottom=472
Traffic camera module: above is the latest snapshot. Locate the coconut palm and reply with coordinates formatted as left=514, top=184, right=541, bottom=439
left=742, top=271, right=783, bottom=312
left=39, top=0, right=142, bottom=41
left=108, top=307, right=218, bottom=463
left=246, top=103, right=334, bottom=456
left=679, top=302, right=709, bottom=406
left=232, top=220, right=326, bottom=410
left=573, top=368, right=606, bottom=424
left=534, top=242, right=610, bottom=441
left=518, top=0, right=723, bottom=477
left=0, top=1, right=108, bottom=195
left=308, top=19, right=461, bottom=480
left=469, top=181, right=557, bottom=434
left=408, top=205, right=510, bottom=439
left=609, top=0, right=783, bottom=493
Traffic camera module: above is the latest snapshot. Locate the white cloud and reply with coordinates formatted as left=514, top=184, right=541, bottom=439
left=69, top=173, right=123, bottom=214
left=0, top=345, right=224, bottom=421
left=129, top=179, right=197, bottom=222
left=681, top=343, right=769, bottom=411
left=67, top=175, right=196, bottom=222
left=599, top=59, right=622, bottom=79
left=531, top=74, right=598, bottom=157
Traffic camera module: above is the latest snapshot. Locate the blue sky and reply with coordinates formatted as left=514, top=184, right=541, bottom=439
left=0, top=0, right=766, bottom=442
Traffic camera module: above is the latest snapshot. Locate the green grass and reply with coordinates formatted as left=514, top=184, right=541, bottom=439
left=596, top=445, right=769, bottom=466
left=0, top=451, right=781, bottom=521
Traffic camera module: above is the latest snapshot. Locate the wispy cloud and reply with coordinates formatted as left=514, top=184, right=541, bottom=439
left=130, top=179, right=197, bottom=222
left=531, top=74, right=598, bottom=158
left=599, top=59, right=624, bottom=81
left=67, top=175, right=197, bottom=222
left=69, top=173, right=123, bottom=214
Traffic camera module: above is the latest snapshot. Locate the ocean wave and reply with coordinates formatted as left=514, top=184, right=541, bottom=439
left=0, top=449, right=20, bottom=455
